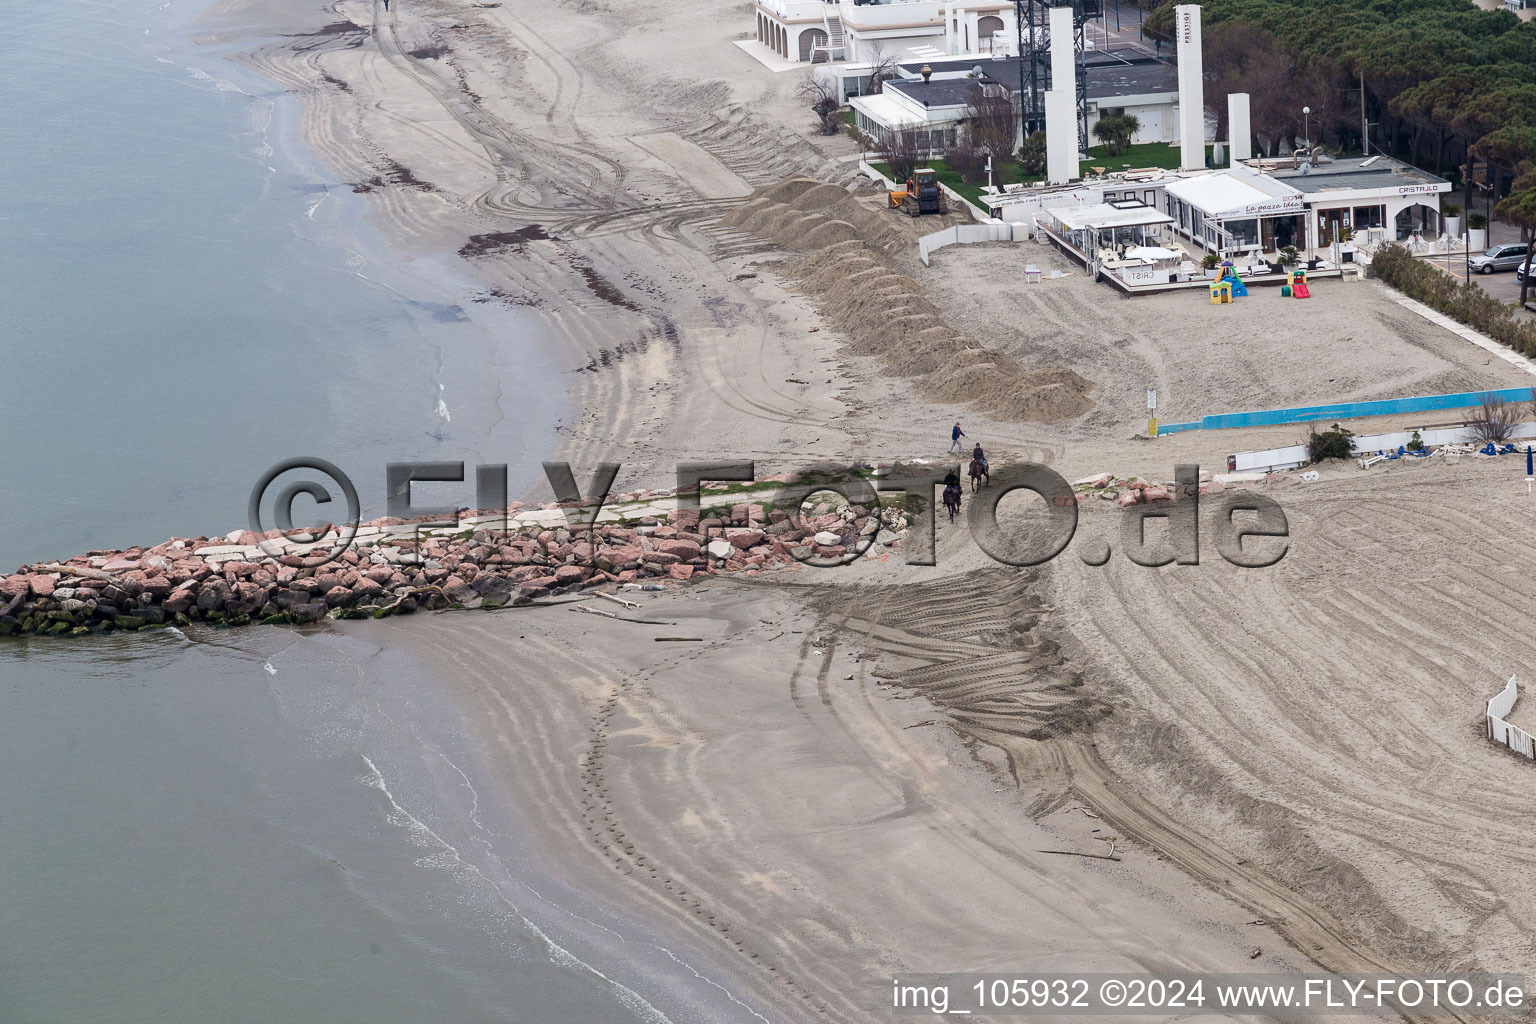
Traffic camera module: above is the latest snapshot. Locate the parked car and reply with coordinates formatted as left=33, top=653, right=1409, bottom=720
left=1469, top=243, right=1529, bottom=274
left=1518, top=259, right=1531, bottom=284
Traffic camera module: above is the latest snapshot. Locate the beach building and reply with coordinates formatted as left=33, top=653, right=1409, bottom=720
left=1161, top=156, right=1450, bottom=256
left=989, top=154, right=1452, bottom=293
left=845, top=50, right=1178, bottom=154
left=753, top=0, right=1016, bottom=65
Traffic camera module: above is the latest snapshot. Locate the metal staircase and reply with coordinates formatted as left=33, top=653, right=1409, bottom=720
left=811, top=8, right=846, bottom=63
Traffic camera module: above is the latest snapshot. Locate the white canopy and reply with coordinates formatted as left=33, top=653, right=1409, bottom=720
left=1164, top=170, right=1303, bottom=219
left=1126, top=245, right=1177, bottom=260
left=1050, top=203, right=1174, bottom=231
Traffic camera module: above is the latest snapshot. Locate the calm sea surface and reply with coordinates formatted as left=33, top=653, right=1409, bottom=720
left=0, top=2, right=675, bottom=1022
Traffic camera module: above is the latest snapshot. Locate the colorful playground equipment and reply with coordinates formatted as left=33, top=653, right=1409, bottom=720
left=1208, top=262, right=1248, bottom=303
left=1285, top=267, right=1311, bottom=299
left=1219, top=262, right=1248, bottom=297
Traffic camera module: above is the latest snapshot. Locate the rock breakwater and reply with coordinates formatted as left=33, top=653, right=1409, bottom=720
left=0, top=488, right=911, bottom=637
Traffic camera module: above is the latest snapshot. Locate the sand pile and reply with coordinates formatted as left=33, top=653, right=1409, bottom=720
left=726, top=177, right=1094, bottom=423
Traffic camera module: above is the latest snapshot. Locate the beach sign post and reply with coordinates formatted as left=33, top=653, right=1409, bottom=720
left=1147, top=388, right=1158, bottom=437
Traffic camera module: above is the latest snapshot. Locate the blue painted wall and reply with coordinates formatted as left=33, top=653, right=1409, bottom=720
left=1157, top=387, right=1536, bottom=434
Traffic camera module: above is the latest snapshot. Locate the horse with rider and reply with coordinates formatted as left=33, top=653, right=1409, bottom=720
left=968, top=443, right=989, bottom=491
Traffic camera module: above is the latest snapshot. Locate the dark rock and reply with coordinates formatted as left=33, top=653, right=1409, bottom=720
left=470, top=574, right=515, bottom=606
left=290, top=602, right=327, bottom=623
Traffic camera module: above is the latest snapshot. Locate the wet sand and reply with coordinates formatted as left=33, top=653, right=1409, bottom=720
left=391, top=582, right=1397, bottom=1021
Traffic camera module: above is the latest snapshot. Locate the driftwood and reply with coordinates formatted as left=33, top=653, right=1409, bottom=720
left=1036, top=849, right=1122, bottom=862
left=593, top=592, right=642, bottom=610
left=34, top=562, right=118, bottom=581
left=571, top=604, right=675, bottom=626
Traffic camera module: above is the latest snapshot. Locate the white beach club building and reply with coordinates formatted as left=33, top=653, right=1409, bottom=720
left=753, top=0, right=1016, bottom=65
left=1161, top=157, right=1451, bottom=256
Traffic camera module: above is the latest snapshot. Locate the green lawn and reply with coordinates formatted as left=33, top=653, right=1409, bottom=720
left=1078, top=142, right=1214, bottom=177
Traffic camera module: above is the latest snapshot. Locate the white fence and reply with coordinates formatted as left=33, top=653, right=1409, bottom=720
left=918, top=221, right=1019, bottom=265
left=1487, top=676, right=1536, bottom=760
left=1231, top=445, right=1308, bottom=473
left=1230, top=422, right=1536, bottom=474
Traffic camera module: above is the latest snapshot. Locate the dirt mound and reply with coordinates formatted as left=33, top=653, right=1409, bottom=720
left=725, top=177, right=1094, bottom=423
left=752, top=177, right=824, bottom=205
left=800, top=219, right=860, bottom=249
left=788, top=182, right=852, bottom=212
left=989, top=376, right=1097, bottom=422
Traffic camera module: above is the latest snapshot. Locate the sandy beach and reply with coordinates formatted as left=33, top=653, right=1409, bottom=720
left=196, top=0, right=1536, bottom=1018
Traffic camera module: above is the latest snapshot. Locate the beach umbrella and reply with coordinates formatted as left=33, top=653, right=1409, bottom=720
left=1527, top=444, right=1532, bottom=476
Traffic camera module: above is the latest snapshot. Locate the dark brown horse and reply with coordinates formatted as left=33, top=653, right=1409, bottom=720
left=968, top=456, right=990, bottom=491
left=942, top=484, right=962, bottom=522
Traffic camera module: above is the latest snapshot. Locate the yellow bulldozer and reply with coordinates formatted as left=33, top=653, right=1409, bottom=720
left=887, top=167, right=947, bottom=217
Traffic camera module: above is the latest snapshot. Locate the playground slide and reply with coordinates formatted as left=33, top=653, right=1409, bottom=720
left=1227, top=275, right=1248, bottom=297
left=1292, top=282, right=1311, bottom=298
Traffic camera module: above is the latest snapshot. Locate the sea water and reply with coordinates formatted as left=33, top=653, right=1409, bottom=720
left=0, top=1, right=675, bottom=1021
left=0, top=0, right=560, bottom=568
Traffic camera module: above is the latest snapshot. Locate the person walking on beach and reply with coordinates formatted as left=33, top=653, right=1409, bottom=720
left=947, top=421, right=966, bottom=453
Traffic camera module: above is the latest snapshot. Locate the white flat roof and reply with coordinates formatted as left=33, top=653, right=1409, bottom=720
left=848, top=92, right=925, bottom=129
left=1052, top=203, right=1174, bottom=230
left=1164, top=169, right=1303, bottom=218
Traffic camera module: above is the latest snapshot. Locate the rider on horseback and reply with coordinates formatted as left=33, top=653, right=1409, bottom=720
left=942, top=468, right=963, bottom=520
left=970, top=443, right=988, bottom=477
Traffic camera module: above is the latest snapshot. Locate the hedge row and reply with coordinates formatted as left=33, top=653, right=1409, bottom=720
left=1371, top=244, right=1536, bottom=355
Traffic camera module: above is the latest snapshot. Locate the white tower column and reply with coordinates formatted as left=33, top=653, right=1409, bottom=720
left=1044, top=5, right=1077, bottom=184
left=1175, top=4, right=1205, bottom=170
left=1227, top=93, right=1252, bottom=164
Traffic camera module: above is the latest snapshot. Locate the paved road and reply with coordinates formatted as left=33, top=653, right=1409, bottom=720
left=1423, top=248, right=1536, bottom=312
left=1095, top=0, right=1153, bottom=54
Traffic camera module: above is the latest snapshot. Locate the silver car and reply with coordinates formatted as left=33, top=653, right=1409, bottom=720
left=1469, top=243, right=1529, bottom=274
